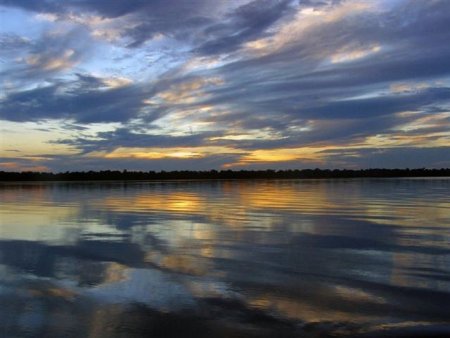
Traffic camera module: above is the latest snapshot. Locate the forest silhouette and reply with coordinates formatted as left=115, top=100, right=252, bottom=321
left=0, top=168, right=449, bottom=181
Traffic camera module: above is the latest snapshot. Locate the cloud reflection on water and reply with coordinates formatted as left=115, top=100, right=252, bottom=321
left=0, top=179, right=449, bottom=337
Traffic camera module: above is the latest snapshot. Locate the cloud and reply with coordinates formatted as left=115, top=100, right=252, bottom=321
left=0, top=0, right=296, bottom=53
left=56, top=127, right=215, bottom=153
left=0, top=157, right=50, bottom=171
left=298, top=88, right=450, bottom=120
left=318, top=146, right=450, bottom=169
left=0, top=33, right=31, bottom=53
left=195, top=0, right=294, bottom=55
left=25, top=48, right=77, bottom=72
left=1, top=0, right=450, bottom=170
left=13, top=153, right=242, bottom=172
left=0, top=1, right=216, bottom=43
left=0, top=28, right=93, bottom=88
left=0, top=74, right=151, bottom=124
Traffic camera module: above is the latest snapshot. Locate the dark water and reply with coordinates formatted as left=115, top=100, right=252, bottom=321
left=0, top=179, right=449, bottom=337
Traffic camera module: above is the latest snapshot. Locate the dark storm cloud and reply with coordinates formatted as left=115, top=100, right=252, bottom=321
left=0, top=0, right=149, bottom=17
left=210, top=115, right=411, bottom=150
left=0, top=0, right=60, bottom=13
left=209, top=0, right=450, bottom=84
left=299, top=88, right=450, bottom=120
left=0, top=0, right=214, bottom=44
left=196, top=0, right=293, bottom=55
left=0, top=74, right=153, bottom=123
left=125, top=0, right=296, bottom=52
left=212, top=0, right=450, bottom=87
left=298, top=0, right=343, bottom=7
left=0, top=0, right=296, bottom=53
left=161, top=0, right=450, bottom=144
left=56, top=127, right=215, bottom=153
left=199, top=84, right=450, bottom=121
left=53, top=110, right=411, bottom=154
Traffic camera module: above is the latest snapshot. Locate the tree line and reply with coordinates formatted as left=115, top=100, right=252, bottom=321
left=0, top=168, right=449, bottom=181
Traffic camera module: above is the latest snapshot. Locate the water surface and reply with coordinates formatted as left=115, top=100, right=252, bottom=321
left=0, top=179, right=449, bottom=337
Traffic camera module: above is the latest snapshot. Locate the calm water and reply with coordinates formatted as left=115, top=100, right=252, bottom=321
left=0, top=179, right=449, bottom=337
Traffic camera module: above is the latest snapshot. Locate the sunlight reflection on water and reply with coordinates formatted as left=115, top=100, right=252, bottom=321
left=0, top=179, right=449, bottom=337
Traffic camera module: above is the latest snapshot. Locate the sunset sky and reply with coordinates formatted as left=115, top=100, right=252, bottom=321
left=1, top=0, right=449, bottom=172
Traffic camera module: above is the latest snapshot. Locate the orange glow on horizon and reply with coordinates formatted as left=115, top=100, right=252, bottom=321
left=0, top=161, right=49, bottom=172
left=95, top=146, right=245, bottom=160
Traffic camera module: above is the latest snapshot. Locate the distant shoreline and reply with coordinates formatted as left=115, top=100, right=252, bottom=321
left=0, top=168, right=449, bottom=181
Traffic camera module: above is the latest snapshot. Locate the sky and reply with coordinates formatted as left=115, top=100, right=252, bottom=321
left=0, top=0, right=449, bottom=172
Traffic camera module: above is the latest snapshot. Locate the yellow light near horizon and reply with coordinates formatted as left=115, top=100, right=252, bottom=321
left=126, top=151, right=201, bottom=159
left=239, top=148, right=323, bottom=163
left=102, top=146, right=245, bottom=160
left=242, top=150, right=300, bottom=162
left=101, top=145, right=332, bottom=168
left=0, top=121, right=78, bottom=158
